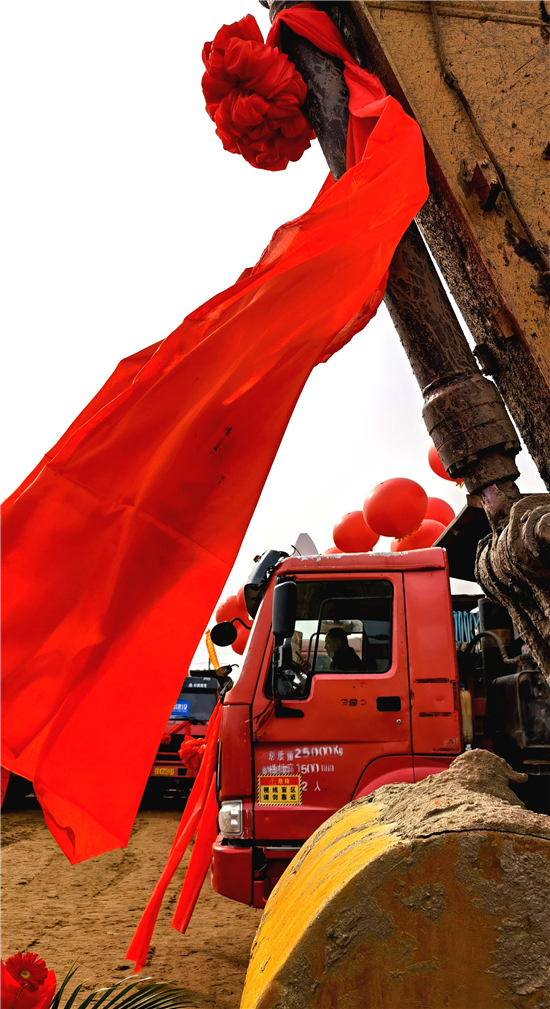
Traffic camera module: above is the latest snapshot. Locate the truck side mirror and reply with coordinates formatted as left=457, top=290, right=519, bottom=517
left=210, top=621, right=238, bottom=647
left=272, top=580, right=297, bottom=641
left=271, top=582, right=299, bottom=699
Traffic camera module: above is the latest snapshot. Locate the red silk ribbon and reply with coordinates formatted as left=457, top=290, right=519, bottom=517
left=1, top=6, right=427, bottom=873
left=269, top=4, right=389, bottom=169
left=126, top=703, right=222, bottom=971
left=123, top=8, right=428, bottom=965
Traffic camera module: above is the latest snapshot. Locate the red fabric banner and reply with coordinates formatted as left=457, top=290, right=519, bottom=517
left=1, top=6, right=428, bottom=866
left=126, top=703, right=221, bottom=970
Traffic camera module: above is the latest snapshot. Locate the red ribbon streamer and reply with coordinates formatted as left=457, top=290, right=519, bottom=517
left=1, top=6, right=427, bottom=868
left=170, top=775, right=219, bottom=934
left=123, top=8, right=428, bottom=964
left=126, top=703, right=222, bottom=971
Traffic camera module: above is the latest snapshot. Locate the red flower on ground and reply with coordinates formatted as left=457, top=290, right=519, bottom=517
left=202, top=15, right=314, bottom=171
left=3, top=955, right=47, bottom=993
left=1, top=954, right=56, bottom=1009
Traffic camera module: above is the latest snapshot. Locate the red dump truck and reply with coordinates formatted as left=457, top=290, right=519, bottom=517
left=210, top=546, right=550, bottom=908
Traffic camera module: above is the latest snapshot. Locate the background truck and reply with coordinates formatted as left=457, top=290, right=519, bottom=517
left=211, top=545, right=550, bottom=908
left=144, top=670, right=220, bottom=802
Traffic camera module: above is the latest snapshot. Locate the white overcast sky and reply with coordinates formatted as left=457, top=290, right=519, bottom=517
left=2, top=2, right=545, bottom=669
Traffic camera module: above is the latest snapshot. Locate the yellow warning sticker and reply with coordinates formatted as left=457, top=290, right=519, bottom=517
left=257, top=774, right=302, bottom=805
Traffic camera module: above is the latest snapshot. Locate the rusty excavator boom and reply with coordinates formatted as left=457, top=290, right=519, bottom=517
left=263, top=0, right=550, bottom=676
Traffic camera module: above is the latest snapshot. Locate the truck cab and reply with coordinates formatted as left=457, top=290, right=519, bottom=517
left=212, top=548, right=464, bottom=908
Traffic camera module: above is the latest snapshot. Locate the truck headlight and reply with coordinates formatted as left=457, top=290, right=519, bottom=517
left=219, top=800, right=243, bottom=836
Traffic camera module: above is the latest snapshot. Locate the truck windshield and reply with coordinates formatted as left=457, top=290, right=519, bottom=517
left=275, top=579, right=393, bottom=699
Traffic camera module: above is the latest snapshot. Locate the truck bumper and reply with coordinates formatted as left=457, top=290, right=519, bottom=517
left=211, top=836, right=253, bottom=906
left=211, top=836, right=300, bottom=908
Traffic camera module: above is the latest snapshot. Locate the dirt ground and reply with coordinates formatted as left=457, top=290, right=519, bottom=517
left=1, top=802, right=262, bottom=1009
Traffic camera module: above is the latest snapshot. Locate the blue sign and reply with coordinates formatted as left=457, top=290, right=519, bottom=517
left=170, top=699, right=190, bottom=719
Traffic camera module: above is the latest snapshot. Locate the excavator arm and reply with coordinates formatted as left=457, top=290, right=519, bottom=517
left=265, top=0, right=550, bottom=675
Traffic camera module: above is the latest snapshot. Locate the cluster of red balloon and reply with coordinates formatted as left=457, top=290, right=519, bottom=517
left=214, top=591, right=250, bottom=655
left=218, top=447, right=461, bottom=650
left=327, top=445, right=461, bottom=555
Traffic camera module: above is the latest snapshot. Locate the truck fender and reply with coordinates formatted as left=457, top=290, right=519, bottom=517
left=352, top=755, right=414, bottom=799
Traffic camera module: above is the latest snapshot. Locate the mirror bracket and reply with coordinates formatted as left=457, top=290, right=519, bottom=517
left=274, top=638, right=294, bottom=673
left=210, top=616, right=252, bottom=648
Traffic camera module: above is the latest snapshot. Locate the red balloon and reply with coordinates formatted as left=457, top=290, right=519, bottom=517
left=425, top=497, right=455, bottom=528
left=390, top=519, right=446, bottom=552
left=332, top=511, right=379, bottom=553
left=231, top=622, right=250, bottom=656
left=216, top=589, right=248, bottom=621
left=323, top=546, right=341, bottom=555
left=428, top=445, right=456, bottom=483
left=215, top=593, right=247, bottom=624
left=236, top=583, right=247, bottom=613
left=363, top=479, right=427, bottom=539
left=215, top=594, right=238, bottom=623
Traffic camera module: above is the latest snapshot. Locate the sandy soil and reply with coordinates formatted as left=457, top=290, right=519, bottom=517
left=1, top=805, right=262, bottom=1009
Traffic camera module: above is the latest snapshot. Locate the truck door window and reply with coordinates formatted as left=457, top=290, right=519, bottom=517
left=272, top=580, right=393, bottom=699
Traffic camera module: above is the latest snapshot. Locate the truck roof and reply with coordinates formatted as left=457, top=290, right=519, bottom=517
left=242, top=547, right=451, bottom=622
left=276, top=547, right=449, bottom=575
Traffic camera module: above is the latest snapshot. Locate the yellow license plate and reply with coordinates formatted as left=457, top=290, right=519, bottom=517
left=153, top=766, right=175, bottom=776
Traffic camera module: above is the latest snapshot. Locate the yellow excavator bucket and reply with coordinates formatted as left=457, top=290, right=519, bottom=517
left=241, top=751, right=550, bottom=1009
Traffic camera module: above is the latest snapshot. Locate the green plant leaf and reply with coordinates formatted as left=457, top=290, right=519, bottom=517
left=61, top=985, right=84, bottom=1009
left=98, top=981, right=195, bottom=1009
left=76, top=978, right=151, bottom=1009
left=51, top=973, right=195, bottom=1009
left=49, top=965, right=79, bottom=1009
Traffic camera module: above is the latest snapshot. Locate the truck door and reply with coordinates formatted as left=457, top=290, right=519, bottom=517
left=251, top=574, right=411, bottom=840
left=404, top=569, right=462, bottom=778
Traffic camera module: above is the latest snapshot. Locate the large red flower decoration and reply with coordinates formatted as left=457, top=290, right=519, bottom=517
left=202, top=15, right=314, bottom=171
left=1, top=954, right=56, bottom=1009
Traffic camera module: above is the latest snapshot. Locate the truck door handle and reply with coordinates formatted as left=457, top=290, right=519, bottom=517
left=376, top=696, right=401, bottom=711
left=274, top=701, right=304, bottom=718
